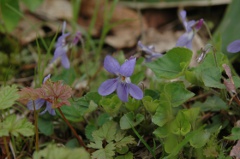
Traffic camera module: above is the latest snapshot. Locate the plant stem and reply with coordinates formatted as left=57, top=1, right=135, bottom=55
left=33, top=101, right=39, bottom=151
left=3, top=137, right=11, bottom=159
left=57, top=108, right=87, bottom=150
left=203, top=21, right=218, bottom=67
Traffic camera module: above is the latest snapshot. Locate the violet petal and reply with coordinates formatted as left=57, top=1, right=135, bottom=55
left=138, top=41, right=158, bottom=55
left=43, top=74, right=51, bottom=83
left=195, top=19, right=204, bottom=30
left=227, top=40, right=240, bottom=53
left=51, top=47, right=67, bottom=63
left=119, top=57, right=136, bottom=77
left=27, top=99, right=45, bottom=110
left=46, top=102, right=56, bottom=115
left=61, top=53, right=70, bottom=69
left=55, top=33, right=70, bottom=48
left=128, top=83, right=143, bottom=100
left=180, top=10, right=186, bottom=20
left=72, top=31, right=82, bottom=45
left=117, top=83, right=129, bottom=102
left=40, top=102, right=55, bottom=115
left=176, top=31, right=194, bottom=49
left=186, top=20, right=196, bottom=32
left=104, top=55, right=120, bottom=75
left=98, top=78, right=118, bottom=96
left=185, top=40, right=192, bottom=50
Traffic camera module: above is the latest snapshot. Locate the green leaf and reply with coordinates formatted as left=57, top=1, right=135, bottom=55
left=115, top=146, right=129, bottom=155
left=120, top=112, right=144, bottom=130
left=125, top=98, right=141, bottom=111
left=65, top=139, right=79, bottom=148
left=225, top=127, right=240, bottom=140
left=131, top=71, right=145, bottom=84
left=100, top=95, right=122, bottom=116
left=85, top=92, right=102, bottom=105
left=185, top=69, right=204, bottom=86
left=192, top=95, right=228, bottom=112
left=92, top=121, right=117, bottom=142
left=38, top=117, right=54, bottom=136
left=22, top=0, right=43, bottom=11
left=142, top=96, right=160, bottom=114
left=57, top=103, right=83, bottom=122
left=162, top=82, right=195, bottom=107
left=91, top=142, right=115, bottom=159
left=97, top=113, right=111, bottom=126
left=166, top=127, right=203, bottom=157
left=153, top=125, right=169, bottom=138
left=0, top=0, right=21, bottom=32
left=170, top=111, right=191, bottom=136
left=213, top=0, right=240, bottom=57
left=88, top=140, right=103, bottom=149
left=0, top=115, right=34, bottom=137
left=186, top=51, right=228, bottom=87
left=60, top=94, right=99, bottom=121
left=182, top=107, right=200, bottom=123
left=152, top=100, right=173, bottom=127
left=115, top=135, right=136, bottom=149
left=202, top=67, right=224, bottom=89
left=85, top=124, right=97, bottom=141
left=146, top=47, right=192, bottom=79
left=52, top=68, right=76, bottom=85
left=233, top=76, right=240, bottom=88
left=144, top=89, right=160, bottom=100
left=199, top=51, right=228, bottom=69
left=0, top=85, right=19, bottom=110
left=115, top=152, right=133, bottom=159
left=33, top=144, right=90, bottom=159
left=164, top=134, right=178, bottom=154
left=189, top=130, right=210, bottom=148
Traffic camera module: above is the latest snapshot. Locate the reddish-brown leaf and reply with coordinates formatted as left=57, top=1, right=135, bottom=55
left=41, top=80, right=73, bottom=108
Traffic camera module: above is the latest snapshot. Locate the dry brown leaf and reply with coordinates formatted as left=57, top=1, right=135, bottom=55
left=11, top=14, right=45, bottom=45
left=11, top=14, right=60, bottom=45
left=78, top=0, right=106, bottom=36
left=230, top=140, right=240, bottom=159
left=105, top=5, right=146, bottom=48
left=142, top=9, right=176, bottom=28
left=79, top=0, right=146, bottom=48
left=140, top=29, right=177, bottom=52
left=12, top=0, right=73, bottom=44
left=35, top=0, right=72, bottom=20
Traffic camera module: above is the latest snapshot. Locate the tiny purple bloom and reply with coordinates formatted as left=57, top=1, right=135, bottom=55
left=176, top=10, right=204, bottom=49
left=138, top=41, right=163, bottom=62
left=51, top=21, right=82, bottom=69
left=98, top=55, right=143, bottom=102
left=27, top=74, right=56, bottom=115
left=227, top=40, right=240, bottom=53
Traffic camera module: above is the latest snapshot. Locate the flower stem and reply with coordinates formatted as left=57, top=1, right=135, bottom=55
left=57, top=108, right=87, bottom=150
left=3, top=137, right=10, bottom=159
left=33, top=100, right=39, bottom=151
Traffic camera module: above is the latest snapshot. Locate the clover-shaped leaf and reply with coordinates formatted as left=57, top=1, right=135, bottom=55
left=146, top=47, right=192, bottom=79
left=120, top=112, right=144, bottom=130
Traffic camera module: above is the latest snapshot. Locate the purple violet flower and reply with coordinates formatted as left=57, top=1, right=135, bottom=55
left=51, top=21, right=82, bottom=69
left=176, top=10, right=204, bottom=49
left=138, top=41, right=163, bottom=62
left=27, top=74, right=56, bottom=115
left=98, top=55, right=143, bottom=102
left=227, top=40, right=240, bottom=53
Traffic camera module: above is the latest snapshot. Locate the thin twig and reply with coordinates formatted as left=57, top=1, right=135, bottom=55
left=57, top=108, right=87, bottom=150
